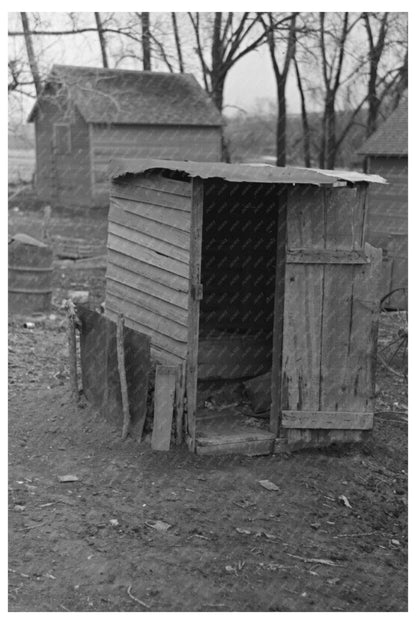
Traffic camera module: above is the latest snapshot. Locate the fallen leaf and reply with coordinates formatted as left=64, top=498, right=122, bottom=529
left=391, top=539, right=400, bottom=547
left=338, top=495, right=352, bottom=508
left=259, top=479, right=280, bottom=492
left=145, top=520, right=171, bottom=532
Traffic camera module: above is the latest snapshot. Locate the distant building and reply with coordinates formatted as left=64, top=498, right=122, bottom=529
left=28, top=65, right=222, bottom=207
left=358, top=93, right=408, bottom=305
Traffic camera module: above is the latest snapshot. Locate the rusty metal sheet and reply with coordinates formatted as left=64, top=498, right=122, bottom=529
left=109, top=158, right=386, bottom=187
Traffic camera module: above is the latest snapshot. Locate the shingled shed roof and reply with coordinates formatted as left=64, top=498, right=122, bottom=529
left=28, top=64, right=222, bottom=127
left=109, top=158, right=386, bottom=186
left=358, top=93, right=408, bottom=156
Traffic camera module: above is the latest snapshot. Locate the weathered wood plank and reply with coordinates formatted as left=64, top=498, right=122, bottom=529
left=175, top=362, right=186, bottom=445
left=106, top=264, right=188, bottom=309
left=325, top=187, right=359, bottom=250
left=356, top=183, right=368, bottom=248
left=107, top=249, right=189, bottom=293
left=106, top=278, right=188, bottom=326
left=286, top=187, right=326, bottom=249
left=196, top=436, right=275, bottom=456
left=341, top=244, right=382, bottom=412
left=114, top=172, right=192, bottom=198
left=112, top=185, right=192, bottom=213
left=151, top=345, right=184, bottom=366
left=270, top=187, right=287, bottom=435
left=286, top=249, right=369, bottom=264
left=152, top=365, right=177, bottom=451
left=286, top=429, right=368, bottom=448
left=107, top=234, right=189, bottom=278
left=106, top=292, right=188, bottom=341
left=186, top=178, right=204, bottom=451
left=109, top=198, right=190, bottom=250
left=108, top=220, right=189, bottom=264
left=106, top=307, right=187, bottom=360
left=281, top=262, right=324, bottom=413
left=282, top=410, right=373, bottom=430
left=320, top=263, right=355, bottom=412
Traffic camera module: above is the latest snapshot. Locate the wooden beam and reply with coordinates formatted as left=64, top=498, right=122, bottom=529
left=286, top=249, right=369, bottom=264
left=281, top=410, right=373, bottom=430
left=174, top=362, right=186, bottom=445
left=116, top=314, right=131, bottom=440
left=270, top=187, right=288, bottom=436
left=152, top=365, right=177, bottom=451
left=186, top=177, right=204, bottom=452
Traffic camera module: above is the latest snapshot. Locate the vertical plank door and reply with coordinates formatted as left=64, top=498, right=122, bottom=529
left=279, top=184, right=382, bottom=448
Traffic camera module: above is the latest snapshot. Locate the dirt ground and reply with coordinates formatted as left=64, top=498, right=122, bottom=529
left=8, top=206, right=408, bottom=612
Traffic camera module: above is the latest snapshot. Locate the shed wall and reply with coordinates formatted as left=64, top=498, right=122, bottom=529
left=91, top=124, right=222, bottom=205
left=105, top=172, right=192, bottom=364
left=366, top=156, right=408, bottom=299
left=34, top=100, right=92, bottom=206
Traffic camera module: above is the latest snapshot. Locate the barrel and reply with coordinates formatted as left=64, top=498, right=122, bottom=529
left=8, top=233, right=53, bottom=314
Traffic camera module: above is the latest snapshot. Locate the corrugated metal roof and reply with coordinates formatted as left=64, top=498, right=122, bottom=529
left=109, top=158, right=386, bottom=186
left=358, top=93, right=408, bottom=156
left=28, top=65, right=222, bottom=127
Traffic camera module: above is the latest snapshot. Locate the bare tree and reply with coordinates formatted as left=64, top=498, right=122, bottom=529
left=20, top=12, right=41, bottom=96
left=317, top=12, right=361, bottom=169
left=188, top=12, right=270, bottom=160
left=362, top=12, right=407, bottom=136
left=188, top=13, right=268, bottom=113
left=171, top=13, right=184, bottom=72
left=260, top=12, right=297, bottom=166
left=141, top=12, right=151, bottom=70
left=293, top=57, right=311, bottom=167
left=94, top=12, right=109, bottom=68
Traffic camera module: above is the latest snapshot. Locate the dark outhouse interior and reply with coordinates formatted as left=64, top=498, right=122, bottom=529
left=195, top=180, right=281, bottom=452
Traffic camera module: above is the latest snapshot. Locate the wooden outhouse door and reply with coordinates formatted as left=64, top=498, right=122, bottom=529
left=277, top=185, right=382, bottom=446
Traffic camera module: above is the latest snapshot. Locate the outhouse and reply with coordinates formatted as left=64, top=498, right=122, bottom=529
left=104, top=159, right=385, bottom=454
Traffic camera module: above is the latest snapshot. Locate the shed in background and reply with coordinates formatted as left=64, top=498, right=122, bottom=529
left=104, top=159, right=385, bottom=455
left=358, top=93, right=408, bottom=307
left=28, top=65, right=223, bottom=208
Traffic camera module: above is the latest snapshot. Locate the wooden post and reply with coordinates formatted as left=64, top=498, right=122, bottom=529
left=116, top=314, right=131, bottom=440
left=186, top=177, right=204, bottom=452
left=270, top=187, right=288, bottom=436
left=66, top=299, right=78, bottom=404
left=175, top=361, right=186, bottom=445
left=42, top=205, right=51, bottom=243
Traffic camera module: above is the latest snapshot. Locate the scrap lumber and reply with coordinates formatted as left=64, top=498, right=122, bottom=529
left=152, top=365, right=176, bottom=451
left=116, top=314, right=131, bottom=440
left=175, top=362, right=186, bottom=444
left=66, top=299, right=78, bottom=403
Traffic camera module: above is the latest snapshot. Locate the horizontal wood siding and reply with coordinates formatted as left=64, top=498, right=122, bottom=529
left=91, top=124, right=221, bottom=204
left=105, top=173, right=191, bottom=364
